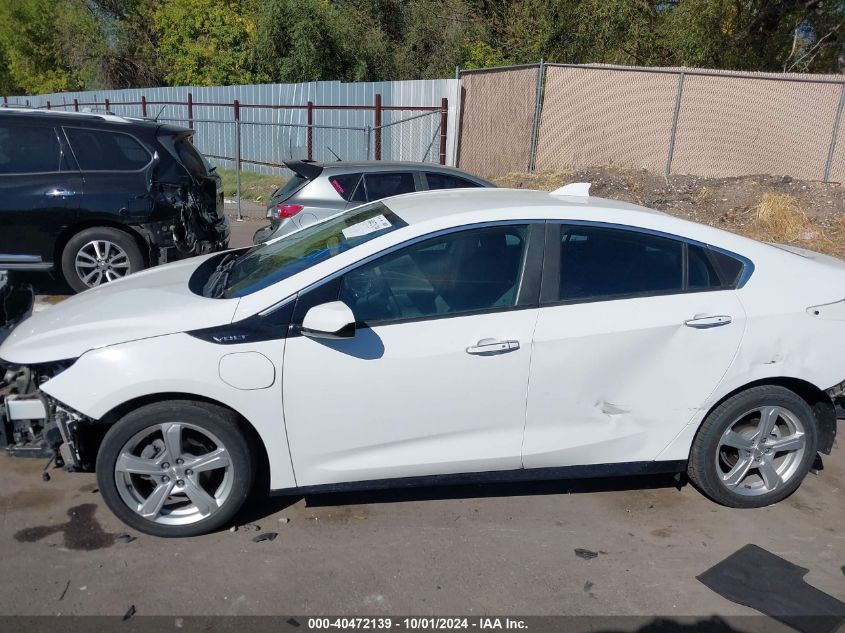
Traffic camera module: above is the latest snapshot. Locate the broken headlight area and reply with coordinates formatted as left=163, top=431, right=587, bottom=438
left=0, top=359, right=93, bottom=470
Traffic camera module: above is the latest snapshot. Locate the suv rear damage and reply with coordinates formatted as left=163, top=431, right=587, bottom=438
left=0, top=110, right=229, bottom=293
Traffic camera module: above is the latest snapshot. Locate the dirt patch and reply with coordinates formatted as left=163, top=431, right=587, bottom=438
left=494, top=167, right=845, bottom=257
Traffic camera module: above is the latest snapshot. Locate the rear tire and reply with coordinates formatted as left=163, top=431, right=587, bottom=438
left=688, top=385, right=818, bottom=508
left=96, top=401, right=254, bottom=537
left=61, top=227, right=144, bottom=293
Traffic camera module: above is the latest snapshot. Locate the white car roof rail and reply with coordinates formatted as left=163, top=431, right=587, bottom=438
left=551, top=182, right=591, bottom=197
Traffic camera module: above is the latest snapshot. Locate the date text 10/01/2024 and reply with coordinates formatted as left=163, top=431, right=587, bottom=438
left=307, top=618, right=529, bottom=630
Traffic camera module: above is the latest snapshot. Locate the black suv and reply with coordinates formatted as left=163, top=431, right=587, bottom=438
left=0, top=109, right=229, bottom=292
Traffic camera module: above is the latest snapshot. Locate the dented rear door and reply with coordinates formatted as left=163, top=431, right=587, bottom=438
left=522, top=223, right=746, bottom=468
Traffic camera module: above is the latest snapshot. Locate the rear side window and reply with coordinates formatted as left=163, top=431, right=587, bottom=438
left=709, top=249, right=745, bottom=287
left=363, top=172, right=416, bottom=201
left=174, top=137, right=208, bottom=177
left=65, top=128, right=151, bottom=171
left=687, top=244, right=722, bottom=290
left=273, top=174, right=308, bottom=200
left=425, top=172, right=481, bottom=190
left=558, top=225, right=683, bottom=301
left=328, top=173, right=362, bottom=201
left=0, top=124, right=63, bottom=174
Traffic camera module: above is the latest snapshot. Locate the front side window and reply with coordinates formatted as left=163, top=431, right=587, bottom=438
left=363, top=172, right=416, bottom=201
left=425, top=172, right=481, bottom=190
left=222, top=202, right=407, bottom=297
left=0, top=124, right=62, bottom=174
left=64, top=128, right=151, bottom=171
left=558, top=225, right=683, bottom=301
left=339, top=224, right=530, bottom=325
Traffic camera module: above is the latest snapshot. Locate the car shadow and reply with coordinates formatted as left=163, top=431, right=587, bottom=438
left=235, top=472, right=686, bottom=525
left=12, top=270, right=72, bottom=296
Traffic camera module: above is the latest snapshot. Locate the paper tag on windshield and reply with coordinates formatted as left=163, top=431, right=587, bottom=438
left=342, top=214, right=392, bottom=239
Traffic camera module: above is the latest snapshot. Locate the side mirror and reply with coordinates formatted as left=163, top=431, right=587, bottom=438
left=301, top=301, right=356, bottom=339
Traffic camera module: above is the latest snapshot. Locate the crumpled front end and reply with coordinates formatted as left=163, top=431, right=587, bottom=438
left=0, top=358, right=92, bottom=469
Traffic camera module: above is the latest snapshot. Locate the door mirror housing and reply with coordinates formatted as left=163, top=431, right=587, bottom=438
left=301, top=301, right=356, bottom=339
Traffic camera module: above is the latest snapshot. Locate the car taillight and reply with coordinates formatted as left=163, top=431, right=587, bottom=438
left=272, top=204, right=303, bottom=219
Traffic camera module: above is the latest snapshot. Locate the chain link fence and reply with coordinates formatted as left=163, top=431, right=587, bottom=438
left=456, top=65, right=542, bottom=177
left=457, top=62, right=845, bottom=183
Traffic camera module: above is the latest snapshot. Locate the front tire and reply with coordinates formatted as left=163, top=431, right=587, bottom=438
left=96, top=401, right=254, bottom=537
left=61, top=227, right=145, bottom=293
left=688, top=385, right=818, bottom=508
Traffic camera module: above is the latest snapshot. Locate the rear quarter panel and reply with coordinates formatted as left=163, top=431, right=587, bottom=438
left=657, top=246, right=845, bottom=460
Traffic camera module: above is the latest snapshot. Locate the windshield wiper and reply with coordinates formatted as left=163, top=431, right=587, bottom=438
left=203, top=253, right=238, bottom=298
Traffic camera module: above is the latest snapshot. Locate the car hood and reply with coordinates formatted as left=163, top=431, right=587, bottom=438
left=0, top=255, right=239, bottom=365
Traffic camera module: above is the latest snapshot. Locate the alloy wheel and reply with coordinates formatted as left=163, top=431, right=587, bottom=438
left=715, top=405, right=807, bottom=496
left=74, top=240, right=131, bottom=287
left=114, top=422, right=234, bottom=526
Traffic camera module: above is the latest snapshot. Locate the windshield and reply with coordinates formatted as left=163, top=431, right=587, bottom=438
left=220, top=202, right=408, bottom=298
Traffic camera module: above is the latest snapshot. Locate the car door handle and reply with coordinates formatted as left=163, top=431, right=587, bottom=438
left=466, top=338, right=520, bottom=355
left=684, top=314, right=732, bottom=329
left=45, top=188, right=76, bottom=198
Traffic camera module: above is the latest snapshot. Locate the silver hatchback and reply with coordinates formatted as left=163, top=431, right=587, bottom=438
left=253, top=160, right=494, bottom=244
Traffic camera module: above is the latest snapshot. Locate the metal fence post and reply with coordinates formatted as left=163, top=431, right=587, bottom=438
left=187, top=92, right=194, bottom=130
left=46, top=101, right=51, bottom=110
left=374, top=94, right=382, bottom=161
left=141, top=96, right=147, bottom=118
left=439, top=97, right=448, bottom=165
left=528, top=58, right=545, bottom=172
left=233, top=99, right=242, bottom=221
left=365, top=126, right=371, bottom=160
left=104, top=98, right=110, bottom=112
left=665, top=71, right=685, bottom=181
left=73, top=98, right=78, bottom=112
left=307, top=101, right=314, bottom=161
left=823, top=83, right=845, bottom=182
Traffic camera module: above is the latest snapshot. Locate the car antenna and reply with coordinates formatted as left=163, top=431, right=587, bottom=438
left=153, top=105, right=167, bottom=121
left=326, top=146, right=342, bottom=161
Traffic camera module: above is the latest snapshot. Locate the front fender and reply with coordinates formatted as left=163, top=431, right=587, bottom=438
left=40, top=333, right=296, bottom=489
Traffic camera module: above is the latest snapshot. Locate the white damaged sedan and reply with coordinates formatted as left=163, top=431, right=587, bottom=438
left=1, top=185, right=843, bottom=536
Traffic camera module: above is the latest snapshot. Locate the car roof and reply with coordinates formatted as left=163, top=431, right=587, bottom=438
left=382, top=187, right=665, bottom=223
left=320, top=160, right=472, bottom=172
left=376, top=187, right=765, bottom=254
left=0, top=108, right=181, bottom=132
left=296, top=160, right=492, bottom=182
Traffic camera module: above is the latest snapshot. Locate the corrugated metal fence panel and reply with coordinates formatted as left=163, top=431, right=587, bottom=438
left=5, top=80, right=459, bottom=175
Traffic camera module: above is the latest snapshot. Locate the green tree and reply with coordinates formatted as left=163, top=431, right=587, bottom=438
left=252, top=0, right=392, bottom=82
left=84, top=0, right=164, bottom=88
left=153, top=0, right=260, bottom=86
left=0, top=0, right=94, bottom=94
